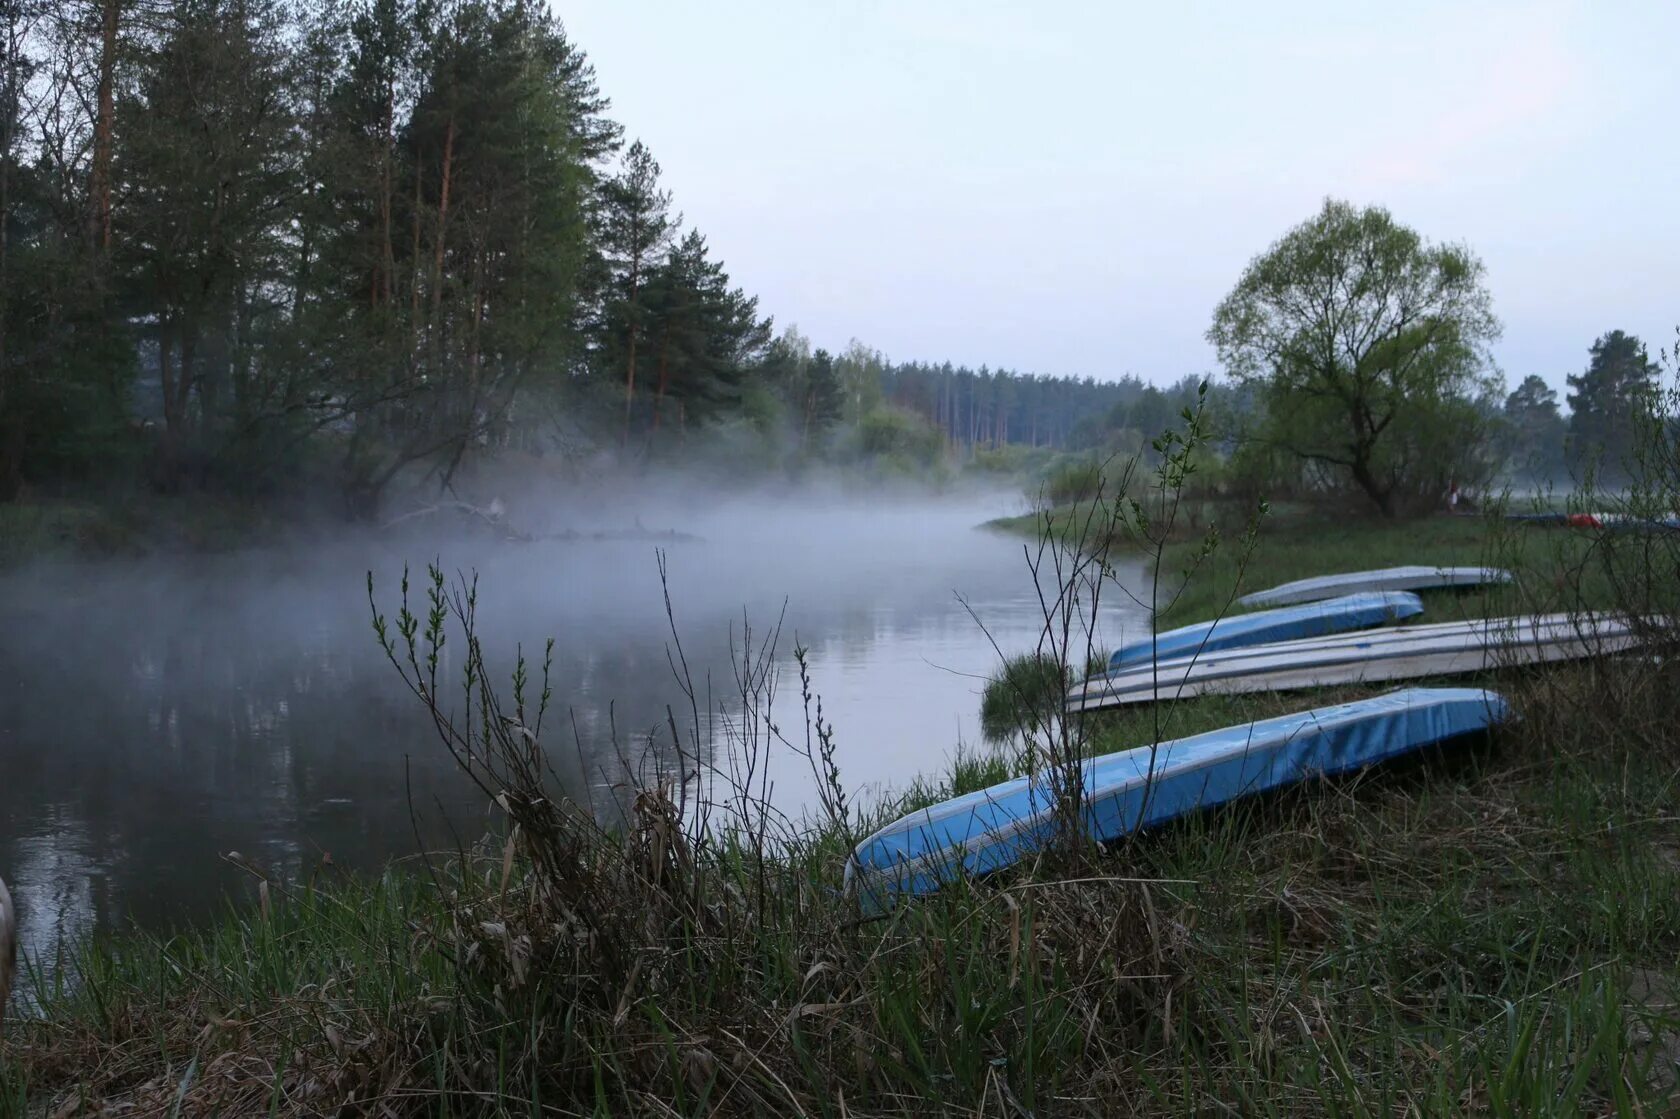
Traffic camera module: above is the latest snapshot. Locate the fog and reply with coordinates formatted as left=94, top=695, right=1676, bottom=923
left=0, top=482, right=1148, bottom=975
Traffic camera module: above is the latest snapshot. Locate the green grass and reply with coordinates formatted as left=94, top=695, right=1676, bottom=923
left=984, top=502, right=1112, bottom=550
left=979, top=650, right=1069, bottom=744
left=7, top=672, right=1677, bottom=1116
left=1158, top=508, right=1499, bottom=624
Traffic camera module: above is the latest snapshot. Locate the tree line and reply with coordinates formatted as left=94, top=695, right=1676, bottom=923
left=0, top=0, right=1157, bottom=517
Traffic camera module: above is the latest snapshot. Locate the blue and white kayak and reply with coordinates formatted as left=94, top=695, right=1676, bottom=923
left=1070, top=612, right=1643, bottom=711
left=1237, top=566, right=1512, bottom=609
left=846, top=687, right=1509, bottom=910
left=1106, top=591, right=1424, bottom=672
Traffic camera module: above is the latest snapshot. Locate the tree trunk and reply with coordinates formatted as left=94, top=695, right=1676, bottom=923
left=89, top=0, right=119, bottom=254
left=466, top=247, right=484, bottom=397
left=379, top=82, right=395, bottom=307
left=1348, top=455, right=1394, bottom=517
left=621, top=230, right=642, bottom=446
left=0, top=414, right=22, bottom=502
left=429, top=115, right=455, bottom=351
left=158, top=324, right=175, bottom=431
left=0, top=26, right=9, bottom=498
left=651, top=327, right=671, bottom=435
left=409, top=157, right=423, bottom=336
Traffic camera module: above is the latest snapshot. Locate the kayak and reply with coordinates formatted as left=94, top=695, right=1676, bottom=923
left=1507, top=511, right=1680, bottom=532
left=1070, top=613, right=1643, bottom=711
left=1236, top=565, right=1512, bottom=609
left=846, top=687, right=1509, bottom=911
left=1105, top=590, right=1424, bottom=672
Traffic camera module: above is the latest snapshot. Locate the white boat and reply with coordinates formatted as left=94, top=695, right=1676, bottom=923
left=1068, top=613, right=1644, bottom=711
left=1236, top=565, right=1512, bottom=609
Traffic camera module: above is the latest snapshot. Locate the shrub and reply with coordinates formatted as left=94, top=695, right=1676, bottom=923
left=853, top=406, right=943, bottom=466
left=979, top=651, right=1070, bottom=745
left=1040, top=457, right=1105, bottom=507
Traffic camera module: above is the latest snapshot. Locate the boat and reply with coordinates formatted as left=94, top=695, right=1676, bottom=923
left=1105, top=590, right=1424, bottom=672
left=846, top=687, right=1509, bottom=910
left=1507, top=511, right=1680, bottom=533
left=1069, top=613, right=1643, bottom=711
left=1236, top=565, right=1513, bottom=608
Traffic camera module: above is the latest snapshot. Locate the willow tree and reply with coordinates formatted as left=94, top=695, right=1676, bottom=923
left=1209, top=199, right=1502, bottom=516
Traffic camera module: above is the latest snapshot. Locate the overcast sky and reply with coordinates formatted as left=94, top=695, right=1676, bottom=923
left=557, top=0, right=1676, bottom=395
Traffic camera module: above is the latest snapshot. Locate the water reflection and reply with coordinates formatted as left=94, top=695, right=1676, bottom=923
left=0, top=497, right=1145, bottom=983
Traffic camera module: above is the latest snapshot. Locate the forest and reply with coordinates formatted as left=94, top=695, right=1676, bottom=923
left=0, top=0, right=1197, bottom=521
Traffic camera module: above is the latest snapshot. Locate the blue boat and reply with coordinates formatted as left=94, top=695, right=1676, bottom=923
left=1105, top=591, right=1424, bottom=672
left=846, top=687, right=1508, bottom=910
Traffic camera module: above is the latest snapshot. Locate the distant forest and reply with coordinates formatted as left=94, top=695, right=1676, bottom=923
left=0, top=0, right=1195, bottom=518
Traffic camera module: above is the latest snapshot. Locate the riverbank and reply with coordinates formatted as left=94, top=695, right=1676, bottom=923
left=0, top=493, right=277, bottom=570
left=3, top=513, right=1677, bottom=1114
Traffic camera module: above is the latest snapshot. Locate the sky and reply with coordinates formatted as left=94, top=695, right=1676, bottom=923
left=556, top=0, right=1678, bottom=396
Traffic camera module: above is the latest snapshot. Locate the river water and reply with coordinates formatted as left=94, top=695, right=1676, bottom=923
left=0, top=493, right=1147, bottom=976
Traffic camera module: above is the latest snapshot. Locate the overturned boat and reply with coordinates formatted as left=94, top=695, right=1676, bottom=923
left=1070, top=613, right=1643, bottom=711
left=1236, top=565, right=1512, bottom=609
left=1106, top=590, right=1424, bottom=672
left=846, top=687, right=1508, bottom=910
left=1507, top=511, right=1680, bottom=533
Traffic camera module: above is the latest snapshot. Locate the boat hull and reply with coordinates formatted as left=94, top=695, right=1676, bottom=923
left=1237, top=565, right=1512, bottom=609
left=1107, top=590, right=1424, bottom=672
left=847, top=687, right=1509, bottom=911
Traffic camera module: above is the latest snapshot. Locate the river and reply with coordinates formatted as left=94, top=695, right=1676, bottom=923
left=0, top=492, right=1148, bottom=977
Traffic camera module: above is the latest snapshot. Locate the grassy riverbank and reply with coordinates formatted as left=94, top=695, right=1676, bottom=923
left=3, top=514, right=1678, bottom=1115
left=0, top=493, right=280, bottom=569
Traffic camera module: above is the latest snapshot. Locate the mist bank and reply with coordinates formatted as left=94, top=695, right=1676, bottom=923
left=0, top=449, right=1045, bottom=572
left=0, top=483, right=1150, bottom=983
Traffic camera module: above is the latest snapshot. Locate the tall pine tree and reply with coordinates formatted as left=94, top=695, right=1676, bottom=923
left=1567, top=331, right=1659, bottom=481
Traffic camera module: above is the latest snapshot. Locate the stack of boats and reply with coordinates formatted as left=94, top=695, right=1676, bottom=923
left=1074, top=566, right=1640, bottom=711
left=847, top=564, right=1655, bottom=910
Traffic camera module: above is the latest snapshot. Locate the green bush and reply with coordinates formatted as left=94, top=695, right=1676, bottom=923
left=979, top=651, right=1070, bottom=744
left=968, top=443, right=1055, bottom=476
left=1042, top=458, right=1103, bottom=506
left=853, top=407, right=944, bottom=466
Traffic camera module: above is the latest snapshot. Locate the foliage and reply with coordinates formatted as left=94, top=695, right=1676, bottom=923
left=850, top=404, right=942, bottom=466
left=1566, top=329, right=1661, bottom=483
left=1039, top=456, right=1105, bottom=506
left=1209, top=198, right=1503, bottom=517
left=1502, top=373, right=1567, bottom=483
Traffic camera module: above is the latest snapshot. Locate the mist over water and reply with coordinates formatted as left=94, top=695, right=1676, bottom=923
left=0, top=486, right=1148, bottom=978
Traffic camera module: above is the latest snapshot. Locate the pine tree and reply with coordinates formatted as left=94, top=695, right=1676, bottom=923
left=801, top=348, right=844, bottom=449
left=594, top=139, right=673, bottom=442
left=118, top=0, right=301, bottom=463
left=641, top=229, right=770, bottom=438
left=1503, top=374, right=1565, bottom=481
left=1566, top=331, right=1659, bottom=481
